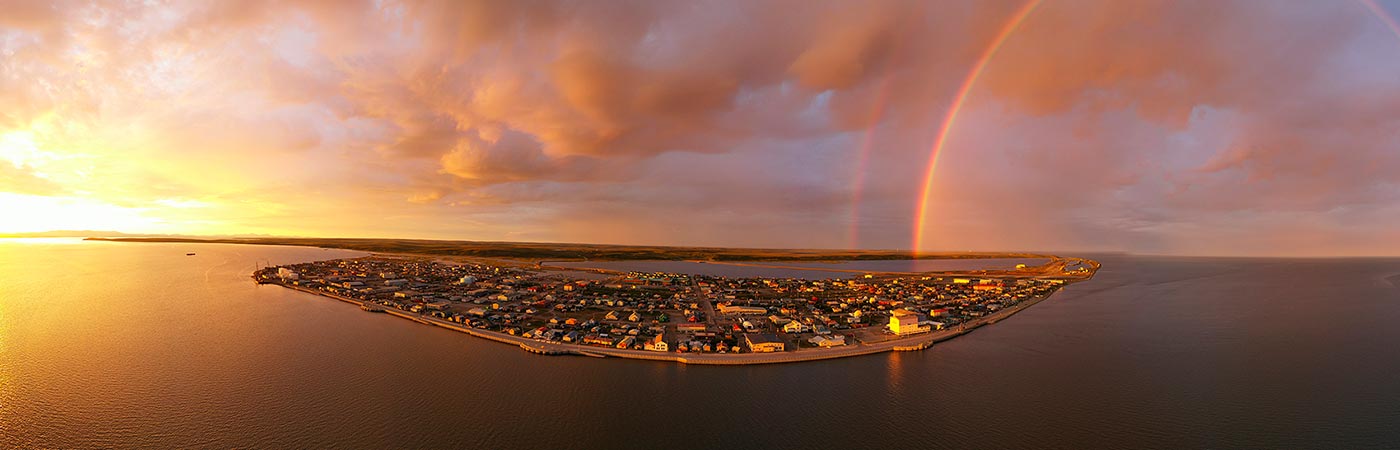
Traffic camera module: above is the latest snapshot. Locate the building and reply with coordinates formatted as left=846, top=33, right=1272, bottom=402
left=782, top=320, right=809, bottom=334
left=808, top=335, right=847, bottom=347
left=584, top=335, right=615, bottom=346
left=277, top=268, right=299, bottom=280
left=745, top=333, right=786, bottom=353
left=889, top=309, right=930, bottom=335
left=645, top=334, right=669, bottom=352
left=718, top=304, right=767, bottom=315
left=677, top=323, right=707, bottom=333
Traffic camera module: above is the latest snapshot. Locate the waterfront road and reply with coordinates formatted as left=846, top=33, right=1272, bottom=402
left=274, top=281, right=1057, bottom=366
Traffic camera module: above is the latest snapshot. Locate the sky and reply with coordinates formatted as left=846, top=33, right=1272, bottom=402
left=2, top=0, right=1400, bottom=256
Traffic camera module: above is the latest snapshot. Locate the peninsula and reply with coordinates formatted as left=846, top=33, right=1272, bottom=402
left=112, top=237, right=1100, bottom=365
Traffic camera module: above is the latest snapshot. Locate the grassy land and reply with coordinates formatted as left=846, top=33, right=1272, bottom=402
left=86, top=237, right=1058, bottom=262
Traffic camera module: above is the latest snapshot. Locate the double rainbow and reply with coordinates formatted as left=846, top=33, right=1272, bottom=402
left=911, top=0, right=1042, bottom=254
left=905, top=0, right=1400, bottom=254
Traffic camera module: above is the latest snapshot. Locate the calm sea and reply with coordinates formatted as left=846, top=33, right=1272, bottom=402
left=3, top=240, right=1399, bottom=449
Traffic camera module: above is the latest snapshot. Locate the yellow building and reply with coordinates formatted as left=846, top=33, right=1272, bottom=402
left=745, top=333, right=786, bottom=353
left=718, top=304, right=768, bottom=315
left=645, top=334, right=669, bottom=352
left=889, top=309, right=930, bottom=335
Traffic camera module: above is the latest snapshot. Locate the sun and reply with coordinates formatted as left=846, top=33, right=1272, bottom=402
left=0, top=131, right=166, bottom=234
left=0, top=193, right=164, bottom=234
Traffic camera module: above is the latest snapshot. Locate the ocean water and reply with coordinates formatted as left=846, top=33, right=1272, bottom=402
left=3, top=240, right=1399, bottom=449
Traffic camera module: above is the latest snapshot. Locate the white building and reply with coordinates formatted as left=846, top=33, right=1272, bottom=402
left=808, top=335, right=847, bottom=347
left=276, top=268, right=299, bottom=281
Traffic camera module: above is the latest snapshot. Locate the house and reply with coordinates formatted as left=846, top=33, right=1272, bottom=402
left=605, top=311, right=620, bottom=321
left=627, top=311, right=641, bottom=322
left=745, top=333, right=786, bottom=353
left=782, top=320, right=809, bottom=334
left=677, top=323, right=707, bottom=333
left=808, top=335, right=847, bottom=347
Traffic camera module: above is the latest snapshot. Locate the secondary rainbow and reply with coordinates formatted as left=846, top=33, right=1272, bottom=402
left=1361, top=0, right=1400, bottom=40
left=847, top=72, right=896, bottom=249
left=912, top=0, right=1042, bottom=254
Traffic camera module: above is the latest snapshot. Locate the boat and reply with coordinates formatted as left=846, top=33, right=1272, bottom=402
left=186, top=252, right=196, bottom=256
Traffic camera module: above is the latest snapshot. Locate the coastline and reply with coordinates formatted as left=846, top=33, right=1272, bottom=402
left=270, top=280, right=1061, bottom=365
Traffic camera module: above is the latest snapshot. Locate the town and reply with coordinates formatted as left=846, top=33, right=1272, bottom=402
left=256, top=256, right=1085, bottom=361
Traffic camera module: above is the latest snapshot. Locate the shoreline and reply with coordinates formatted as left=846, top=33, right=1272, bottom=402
left=270, top=280, right=1061, bottom=365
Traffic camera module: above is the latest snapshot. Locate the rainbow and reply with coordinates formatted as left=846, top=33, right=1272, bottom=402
left=1361, top=0, right=1400, bottom=40
left=911, top=0, right=1042, bottom=254
left=847, top=72, right=896, bottom=249
left=907, top=0, right=1399, bottom=254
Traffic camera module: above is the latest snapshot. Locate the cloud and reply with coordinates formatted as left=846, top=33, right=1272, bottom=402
left=0, top=163, right=63, bottom=196
left=1, top=0, right=1398, bottom=254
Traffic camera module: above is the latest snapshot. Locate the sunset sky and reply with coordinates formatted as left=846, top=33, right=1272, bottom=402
left=3, top=0, right=1400, bottom=256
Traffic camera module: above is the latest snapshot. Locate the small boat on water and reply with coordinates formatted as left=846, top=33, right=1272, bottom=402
left=186, top=252, right=196, bottom=256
